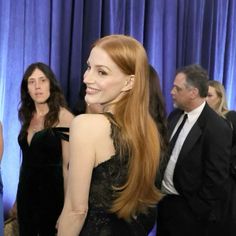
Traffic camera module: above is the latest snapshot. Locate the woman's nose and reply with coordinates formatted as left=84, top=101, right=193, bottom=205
left=35, top=81, right=40, bottom=88
left=83, top=70, right=94, bottom=83
left=34, top=79, right=42, bottom=89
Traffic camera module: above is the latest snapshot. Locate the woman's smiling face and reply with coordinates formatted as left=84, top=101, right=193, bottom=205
left=83, top=46, right=132, bottom=107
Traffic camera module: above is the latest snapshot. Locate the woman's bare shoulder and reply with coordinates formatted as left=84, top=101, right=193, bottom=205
left=72, top=114, right=111, bottom=136
left=71, top=114, right=115, bottom=165
left=59, top=107, right=75, bottom=126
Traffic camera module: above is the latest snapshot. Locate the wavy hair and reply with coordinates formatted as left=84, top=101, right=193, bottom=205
left=207, top=80, right=228, bottom=116
left=18, top=62, right=68, bottom=138
left=93, top=35, right=162, bottom=219
left=149, top=65, right=168, bottom=152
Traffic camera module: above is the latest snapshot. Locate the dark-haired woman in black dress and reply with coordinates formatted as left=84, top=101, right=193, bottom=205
left=16, top=62, right=74, bottom=236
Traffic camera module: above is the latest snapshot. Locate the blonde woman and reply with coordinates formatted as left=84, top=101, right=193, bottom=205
left=207, top=80, right=229, bottom=116
left=207, top=80, right=236, bottom=133
left=207, top=80, right=236, bottom=236
left=58, top=35, right=162, bottom=236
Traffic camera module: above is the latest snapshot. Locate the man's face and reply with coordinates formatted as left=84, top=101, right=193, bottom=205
left=170, top=72, right=194, bottom=110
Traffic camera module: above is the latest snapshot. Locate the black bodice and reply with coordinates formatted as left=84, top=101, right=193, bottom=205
left=80, top=114, right=156, bottom=236
left=17, top=127, right=69, bottom=236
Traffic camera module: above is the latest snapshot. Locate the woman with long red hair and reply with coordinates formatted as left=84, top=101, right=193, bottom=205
left=58, top=35, right=162, bottom=236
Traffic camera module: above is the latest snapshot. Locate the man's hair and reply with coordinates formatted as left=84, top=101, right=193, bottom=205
left=176, top=64, right=209, bottom=97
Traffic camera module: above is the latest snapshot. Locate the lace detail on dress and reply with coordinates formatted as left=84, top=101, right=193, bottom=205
left=102, top=112, right=121, bottom=155
left=79, top=113, right=155, bottom=236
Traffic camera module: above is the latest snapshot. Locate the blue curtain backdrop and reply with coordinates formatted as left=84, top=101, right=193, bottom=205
left=0, top=0, right=235, bottom=222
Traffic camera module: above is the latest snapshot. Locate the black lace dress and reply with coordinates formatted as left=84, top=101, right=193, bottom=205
left=17, top=127, right=69, bottom=236
left=80, top=114, right=156, bottom=236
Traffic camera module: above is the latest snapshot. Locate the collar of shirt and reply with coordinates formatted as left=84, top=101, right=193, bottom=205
left=185, top=101, right=206, bottom=123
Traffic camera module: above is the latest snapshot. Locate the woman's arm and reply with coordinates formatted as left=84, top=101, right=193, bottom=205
left=58, top=115, right=96, bottom=236
left=61, top=140, right=70, bottom=194
left=8, top=201, right=17, bottom=218
left=59, top=109, right=74, bottom=193
left=0, top=122, right=3, bottom=161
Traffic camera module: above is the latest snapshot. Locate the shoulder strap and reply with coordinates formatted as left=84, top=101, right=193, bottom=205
left=53, top=127, right=70, bottom=142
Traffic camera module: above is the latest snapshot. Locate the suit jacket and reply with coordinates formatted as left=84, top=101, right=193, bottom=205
left=159, top=103, right=232, bottom=222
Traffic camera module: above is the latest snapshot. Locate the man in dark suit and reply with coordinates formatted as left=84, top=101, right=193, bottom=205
left=156, top=64, right=232, bottom=236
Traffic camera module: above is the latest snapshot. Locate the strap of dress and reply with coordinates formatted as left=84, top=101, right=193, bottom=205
left=53, top=127, right=70, bottom=142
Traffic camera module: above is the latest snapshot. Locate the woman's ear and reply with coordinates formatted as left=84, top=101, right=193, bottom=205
left=121, top=75, right=135, bottom=92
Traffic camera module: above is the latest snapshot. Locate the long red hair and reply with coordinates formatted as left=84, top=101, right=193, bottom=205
left=94, top=35, right=162, bottom=220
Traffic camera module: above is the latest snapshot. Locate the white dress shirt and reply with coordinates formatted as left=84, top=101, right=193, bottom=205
left=161, top=102, right=206, bottom=194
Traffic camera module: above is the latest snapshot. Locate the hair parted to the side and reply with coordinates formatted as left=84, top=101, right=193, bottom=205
left=207, top=80, right=229, bottom=116
left=18, top=62, right=68, bottom=138
left=93, top=35, right=162, bottom=220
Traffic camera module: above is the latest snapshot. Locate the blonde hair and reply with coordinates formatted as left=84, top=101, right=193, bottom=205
left=207, top=80, right=228, bottom=116
left=93, top=35, right=162, bottom=219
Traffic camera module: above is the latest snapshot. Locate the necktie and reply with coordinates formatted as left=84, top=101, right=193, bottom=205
left=156, top=113, right=188, bottom=188
left=168, top=114, right=188, bottom=155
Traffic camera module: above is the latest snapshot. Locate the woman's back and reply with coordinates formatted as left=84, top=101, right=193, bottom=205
left=79, top=113, right=156, bottom=235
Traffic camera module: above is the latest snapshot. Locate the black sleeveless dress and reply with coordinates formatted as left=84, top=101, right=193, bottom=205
left=80, top=114, right=156, bottom=236
left=209, top=111, right=236, bottom=235
left=17, top=127, right=69, bottom=236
